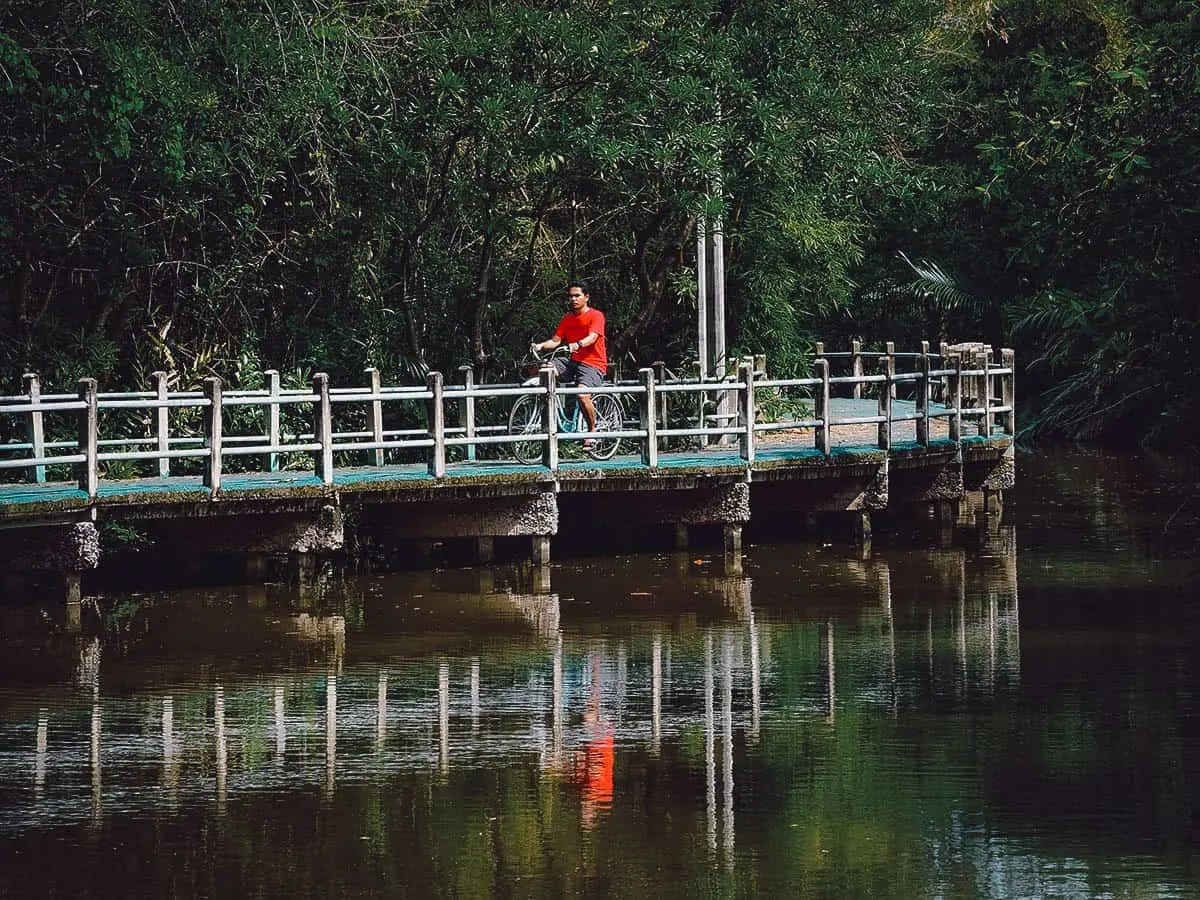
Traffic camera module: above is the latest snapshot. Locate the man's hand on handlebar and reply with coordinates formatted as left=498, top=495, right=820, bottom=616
left=529, top=342, right=541, bottom=358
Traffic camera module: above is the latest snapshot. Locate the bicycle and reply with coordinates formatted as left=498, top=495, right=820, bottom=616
left=507, top=347, right=624, bottom=463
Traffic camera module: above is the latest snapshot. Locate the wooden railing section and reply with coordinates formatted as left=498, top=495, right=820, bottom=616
left=0, top=343, right=1015, bottom=497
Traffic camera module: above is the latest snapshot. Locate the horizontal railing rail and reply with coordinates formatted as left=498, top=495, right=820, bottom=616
left=0, top=344, right=1015, bottom=496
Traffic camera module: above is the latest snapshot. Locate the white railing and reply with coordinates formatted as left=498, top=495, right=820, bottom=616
left=0, top=345, right=1015, bottom=497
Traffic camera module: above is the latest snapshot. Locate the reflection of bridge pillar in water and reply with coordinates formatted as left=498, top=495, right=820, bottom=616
left=76, top=636, right=100, bottom=690
left=969, top=525, right=1020, bottom=689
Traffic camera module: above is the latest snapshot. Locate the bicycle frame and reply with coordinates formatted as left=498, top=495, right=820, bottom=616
left=519, top=375, right=588, bottom=433
left=510, top=351, right=623, bottom=462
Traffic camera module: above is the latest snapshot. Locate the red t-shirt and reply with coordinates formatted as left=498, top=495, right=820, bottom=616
left=554, top=307, right=607, bottom=375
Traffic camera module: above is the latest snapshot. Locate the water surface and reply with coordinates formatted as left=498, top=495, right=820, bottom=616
left=1, top=446, right=1198, bottom=898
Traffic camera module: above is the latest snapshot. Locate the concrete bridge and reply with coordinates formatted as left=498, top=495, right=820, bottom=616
left=0, top=342, right=1014, bottom=599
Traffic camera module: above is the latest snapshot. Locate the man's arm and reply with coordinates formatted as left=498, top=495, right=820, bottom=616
left=568, top=332, right=600, bottom=353
left=532, top=335, right=564, bottom=352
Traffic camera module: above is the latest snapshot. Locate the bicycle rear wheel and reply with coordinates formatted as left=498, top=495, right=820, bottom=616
left=586, top=394, right=623, bottom=460
left=507, top=395, right=544, bottom=464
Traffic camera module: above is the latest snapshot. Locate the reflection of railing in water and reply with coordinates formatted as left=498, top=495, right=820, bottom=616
left=2, top=539, right=1018, bottom=836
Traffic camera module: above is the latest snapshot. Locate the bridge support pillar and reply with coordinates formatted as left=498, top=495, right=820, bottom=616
left=852, top=510, right=872, bottom=549
left=0, top=521, right=99, bottom=605
left=532, top=535, right=551, bottom=567
left=674, top=524, right=690, bottom=551
left=531, top=563, right=552, bottom=594
left=246, top=552, right=269, bottom=581
left=983, top=488, right=1003, bottom=516
left=722, top=524, right=743, bottom=576
left=935, top=501, right=957, bottom=548
left=473, top=536, right=495, bottom=565
left=288, top=551, right=317, bottom=586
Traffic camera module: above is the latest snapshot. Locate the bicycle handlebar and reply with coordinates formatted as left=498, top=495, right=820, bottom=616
left=524, top=344, right=571, bottom=365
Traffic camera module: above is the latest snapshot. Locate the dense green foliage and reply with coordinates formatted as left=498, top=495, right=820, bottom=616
left=2, top=1, right=1197, bottom=443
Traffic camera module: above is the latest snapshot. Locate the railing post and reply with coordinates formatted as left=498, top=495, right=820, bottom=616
left=203, top=376, right=222, bottom=493
left=920, top=339, right=936, bottom=402
left=877, top=355, right=893, bottom=450
left=365, top=367, right=384, bottom=467
left=916, top=349, right=930, bottom=447
left=77, top=378, right=98, bottom=498
left=264, top=369, right=281, bottom=473
left=814, top=357, right=830, bottom=456
left=982, top=350, right=994, bottom=438
left=540, top=366, right=558, bottom=471
left=949, top=358, right=963, bottom=442
left=459, top=365, right=476, bottom=463
left=152, top=371, right=170, bottom=477
left=851, top=339, right=863, bottom=399
left=1001, top=349, right=1016, bottom=436
left=738, top=359, right=755, bottom=464
left=639, top=367, right=658, bottom=469
left=22, top=373, right=45, bottom=484
left=313, top=373, right=333, bottom=485
left=426, top=371, right=446, bottom=478
left=814, top=342, right=825, bottom=358
left=885, top=341, right=897, bottom=399
left=652, top=360, right=668, bottom=449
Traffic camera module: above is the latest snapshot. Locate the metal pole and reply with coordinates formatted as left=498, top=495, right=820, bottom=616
left=697, top=219, right=709, bottom=381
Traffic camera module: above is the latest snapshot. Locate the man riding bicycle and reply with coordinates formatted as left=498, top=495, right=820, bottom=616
left=530, top=280, right=608, bottom=444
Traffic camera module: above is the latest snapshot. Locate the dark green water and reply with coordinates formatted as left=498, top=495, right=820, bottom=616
left=1, top=447, right=1199, bottom=898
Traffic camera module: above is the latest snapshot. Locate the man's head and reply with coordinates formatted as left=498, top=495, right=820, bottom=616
left=566, top=280, right=590, bottom=313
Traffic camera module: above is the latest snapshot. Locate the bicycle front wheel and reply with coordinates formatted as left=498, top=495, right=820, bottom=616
left=507, top=394, right=545, bottom=464
left=586, top=394, right=623, bottom=460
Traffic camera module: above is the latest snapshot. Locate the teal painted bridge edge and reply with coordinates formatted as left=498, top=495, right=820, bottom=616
left=1, top=434, right=1011, bottom=509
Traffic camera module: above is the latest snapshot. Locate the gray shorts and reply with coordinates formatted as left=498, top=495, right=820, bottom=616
left=552, top=359, right=604, bottom=388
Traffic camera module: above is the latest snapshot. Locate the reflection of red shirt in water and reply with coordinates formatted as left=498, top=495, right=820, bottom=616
left=577, top=724, right=614, bottom=827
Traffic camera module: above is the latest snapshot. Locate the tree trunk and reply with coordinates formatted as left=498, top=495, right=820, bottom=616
left=611, top=212, right=695, bottom=362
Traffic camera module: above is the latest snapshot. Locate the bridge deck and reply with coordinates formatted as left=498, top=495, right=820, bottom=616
left=0, top=398, right=1005, bottom=514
